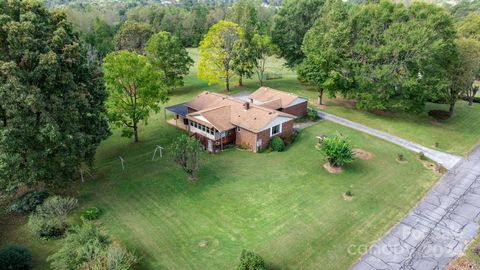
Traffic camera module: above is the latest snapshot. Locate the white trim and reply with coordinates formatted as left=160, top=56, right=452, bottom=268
left=270, top=124, right=282, bottom=137
left=259, top=116, right=291, bottom=132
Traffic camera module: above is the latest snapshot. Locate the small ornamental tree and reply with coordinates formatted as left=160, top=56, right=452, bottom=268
left=170, top=134, right=203, bottom=178
left=321, top=135, right=353, bottom=167
left=237, top=250, right=266, bottom=270
left=103, top=51, right=169, bottom=142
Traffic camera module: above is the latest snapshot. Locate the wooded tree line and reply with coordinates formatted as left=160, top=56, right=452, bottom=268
left=280, top=0, right=480, bottom=114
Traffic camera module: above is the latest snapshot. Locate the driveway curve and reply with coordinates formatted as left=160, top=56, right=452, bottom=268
left=317, top=111, right=463, bottom=170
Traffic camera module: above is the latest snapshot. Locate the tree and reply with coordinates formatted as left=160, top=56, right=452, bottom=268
left=84, top=18, right=114, bottom=56
left=321, top=135, right=353, bottom=168
left=271, top=0, right=325, bottom=68
left=457, top=13, right=480, bottom=106
left=252, top=34, right=278, bottom=86
left=339, top=1, right=456, bottom=113
left=113, top=20, right=153, bottom=53
left=229, top=0, right=259, bottom=86
left=446, top=38, right=480, bottom=113
left=0, top=0, right=110, bottom=195
left=237, top=250, right=266, bottom=270
left=145, top=32, right=194, bottom=92
left=198, top=20, right=245, bottom=91
left=170, top=134, right=203, bottom=179
left=103, top=51, right=168, bottom=143
left=299, top=0, right=351, bottom=105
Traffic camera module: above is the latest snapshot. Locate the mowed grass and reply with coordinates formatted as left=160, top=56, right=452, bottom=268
left=80, top=118, right=437, bottom=270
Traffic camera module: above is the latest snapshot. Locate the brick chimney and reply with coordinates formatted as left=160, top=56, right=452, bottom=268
left=243, top=102, right=250, bottom=110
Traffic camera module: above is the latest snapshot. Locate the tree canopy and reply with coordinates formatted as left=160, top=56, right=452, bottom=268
left=103, top=51, right=168, bottom=142
left=145, top=31, right=194, bottom=91
left=198, top=20, right=245, bottom=91
left=0, top=0, right=110, bottom=195
left=113, top=20, right=153, bottom=53
left=272, top=0, right=325, bottom=68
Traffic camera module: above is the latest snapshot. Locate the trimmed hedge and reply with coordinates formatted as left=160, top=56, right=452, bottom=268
left=0, top=245, right=33, bottom=270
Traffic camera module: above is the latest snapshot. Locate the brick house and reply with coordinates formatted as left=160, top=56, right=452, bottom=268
left=166, top=87, right=308, bottom=153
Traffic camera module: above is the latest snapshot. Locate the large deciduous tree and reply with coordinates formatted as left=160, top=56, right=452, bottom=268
left=145, top=32, right=194, bottom=92
left=299, top=0, right=351, bottom=105
left=103, top=51, right=168, bottom=143
left=271, top=0, right=325, bottom=68
left=113, top=20, right=153, bottom=53
left=198, top=20, right=245, bottom=91
left=0, top=0, right=110, bottom=195
left=457, top=13, right=480, bottom=106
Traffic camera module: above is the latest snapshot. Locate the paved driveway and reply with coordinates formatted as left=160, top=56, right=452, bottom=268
left=350, top=145, right=480, bottom=270
left=317, top=111, right=463, bottom=170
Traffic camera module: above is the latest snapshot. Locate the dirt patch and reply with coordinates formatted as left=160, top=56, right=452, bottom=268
left=396, top=158, right=408, bottom=164
left=198, top=240, right=209, bottom=248
left=323, top=162, right=343, bottom=174
left=417, top=158, right=444, bottom=174
left=447, top=256, right=479, bottom=270
left=428, top=110, right=451, bottom=120
left=343, top=193, right=353, bottom=201
left=188, top=175, right=199, bottom=182
left=353, top=148, right=373, bottom=160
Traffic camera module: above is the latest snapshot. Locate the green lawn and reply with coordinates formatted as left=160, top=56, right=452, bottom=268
left=78, top=119, right=437, bottom=270
left=1, top=47, right=476, bottom=269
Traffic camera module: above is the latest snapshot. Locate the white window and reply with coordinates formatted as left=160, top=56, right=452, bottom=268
left=270, top=124, right=281, bottom=136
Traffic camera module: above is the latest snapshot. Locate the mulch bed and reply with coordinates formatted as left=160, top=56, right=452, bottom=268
left=447, top=257, right=479, bottom=270
left=428, top=110, right=452, bottom=120
left=353, top=148, right=373, bottom=160
left=323, top=163, right=343, bottom=174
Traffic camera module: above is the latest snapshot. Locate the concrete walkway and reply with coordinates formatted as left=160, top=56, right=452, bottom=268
left=317, top=111, right=463, bottom=170
left=351, top=145, right=480, bottom=270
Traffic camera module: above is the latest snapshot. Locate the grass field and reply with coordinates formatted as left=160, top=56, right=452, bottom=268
left=81, top=119, right=438, bottom=270
left=0, top=47, right=476, bottom=269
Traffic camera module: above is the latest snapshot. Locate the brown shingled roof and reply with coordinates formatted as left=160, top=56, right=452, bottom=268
left=248, top=87, right=301, bottom=108
left=185, top=91, right=295, bottom=132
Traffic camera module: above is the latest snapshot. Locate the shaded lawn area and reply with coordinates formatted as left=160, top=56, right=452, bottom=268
left=77, top=118, right=438, bottom=270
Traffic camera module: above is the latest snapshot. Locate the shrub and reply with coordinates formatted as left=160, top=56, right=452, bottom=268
left=281, top=130, right=299, bottom=146
left=88, top=244, right=138, bottom=270
left=397, top=153, right=405, bottom=161
left=36, top=196, right=78, bottom=217
left=321, top=135, right=354, bottom=167
left=0, top=245, right=33, bottom=270
left=27, top=213, right=66, bottom=238
left=81, top=207, right=101, bottom=220
left=270, top=136, right=285, bottom=152
left=237, top=250, right=266, bottom=270
left=48, top=222, right=110, bottom=270
left=306, top=108, right=319, bottom=121
left=419, top=152, right=427, bottom=161
left=7, top=191, right=49, bottom=213
left=345, top=190, right=353, bottom=197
